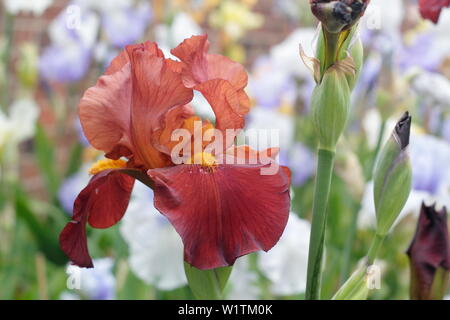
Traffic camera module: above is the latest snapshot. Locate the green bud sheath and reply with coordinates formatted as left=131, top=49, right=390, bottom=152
left=333, top=264, right=369, bottom=300
left=311, top=62, right=353, bottom=151
left=184, top=262, right=232, bottom=300
left=373, top=112, right=412, bottom=236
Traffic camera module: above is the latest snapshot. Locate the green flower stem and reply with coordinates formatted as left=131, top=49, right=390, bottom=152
left=305, top=148, right=335, bottom=300
left=367, top=233, right=385, bottom=265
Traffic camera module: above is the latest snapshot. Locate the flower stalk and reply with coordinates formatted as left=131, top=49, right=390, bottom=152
left=305, top=149, right=335, bottom=299
left=304, top=0, right=369, bottom=300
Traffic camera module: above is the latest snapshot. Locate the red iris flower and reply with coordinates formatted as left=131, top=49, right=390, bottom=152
left=59, top=35, right=291, bottom=270
left=419, top=0, right=450, bottom=23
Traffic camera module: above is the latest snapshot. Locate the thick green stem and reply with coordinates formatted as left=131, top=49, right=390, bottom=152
left=305, top=148, right=335, bottom=300
left=367, top=233, right=384, bottom=265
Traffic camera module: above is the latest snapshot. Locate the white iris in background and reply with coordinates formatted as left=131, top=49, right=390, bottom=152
left=0, top=98, right=39, bottom=156
left=154, top=12, right=202, bottom=57
left=4, top=0, right=53, bottom=15
left=258, top=213, right=311, bottom=296
left=120, top=181, right=187, bottom=291
left=61, top=258, right=115, bottom=300
left=226, top=257, right=260, bottom=300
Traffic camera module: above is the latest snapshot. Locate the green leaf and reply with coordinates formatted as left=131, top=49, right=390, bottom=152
left=15, top=186, right=67, bottom=266
left=34, top=124, right=60, bottom=198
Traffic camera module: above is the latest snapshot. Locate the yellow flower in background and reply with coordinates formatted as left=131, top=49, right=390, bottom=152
left=17, top=43, right=39, bottom=90
left=209, top=0, right=264, bottom=40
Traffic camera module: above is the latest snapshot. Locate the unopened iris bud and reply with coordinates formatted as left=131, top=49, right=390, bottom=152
left=311, top=59, right=356, bottom=151
left=373, top=112, right=412, bottom=236
left=407, top=203, right=450, bottom=300
left=310, top=0, right=370, bottom=34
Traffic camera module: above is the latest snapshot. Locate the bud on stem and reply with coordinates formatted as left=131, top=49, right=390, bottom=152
left=373, top=112, right=412, bottom=236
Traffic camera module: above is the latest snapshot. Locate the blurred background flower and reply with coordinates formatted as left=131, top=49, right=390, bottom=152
left=1, top=0, right=450, bottom=300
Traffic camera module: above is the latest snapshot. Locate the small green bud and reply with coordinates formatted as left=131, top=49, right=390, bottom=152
left=373, top=112, right=412, bottom=236
left=184, top=262, right=232, bottom=300
left=311, top=60, right=355, bottom=151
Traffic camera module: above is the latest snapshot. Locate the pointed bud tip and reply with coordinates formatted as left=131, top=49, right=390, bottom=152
left=395, top=111, right=411, bottom=150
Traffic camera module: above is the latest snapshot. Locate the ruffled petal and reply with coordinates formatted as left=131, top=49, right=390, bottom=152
left=59, top=170, right=135, bottom=268
left=171, top=35, right=250, bottom=132
left=148, top=164, right=291, bottom=270
left=171, top=35, right=248, bottom=89
left=196, top=79, right=249, bottom=132
left=419, top=0, right=450, bottom=23
left=79, top=63, right=134, bottom=160
left=127, top=43, right=194, bottom=168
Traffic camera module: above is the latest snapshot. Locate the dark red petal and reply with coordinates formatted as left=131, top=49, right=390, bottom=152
left=59, top=170, right=135, bottom=268
left=148, top=164, right=291, bottom=270
left=419, top=0, right=450, bottom=23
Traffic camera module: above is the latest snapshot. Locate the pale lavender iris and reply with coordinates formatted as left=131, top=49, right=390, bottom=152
left=39, top=44, right=91, bottom=83
left=101, top=3, right=152, bottom=48
left=443, top=116, right=450, bottom=144
left=280, top=142, right=315, bottom=186
left=58, top=169, right=89, bottom=215
left=249, top=56, right=297, bottom=109
left=410, top=134, right=450, bottom=195
left=398, top=33, right=444, bottom=72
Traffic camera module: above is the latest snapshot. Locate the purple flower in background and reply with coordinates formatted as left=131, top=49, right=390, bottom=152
left=410, top=134, right=450, bottom=195
left=442, top=116, right=450, bottom=144
left=101, top=2, right=152, bottom=48
left=249, top=56, right=297, bottom=109
left=398, top=32, right=448, bottom=72
left=63, top=258, right=116, bottom=300
left=58, top=167, right=89, bottom=214
left=75, top=118, right=89, bottom=146
left=280, top=143, right=315, bottom=187
left=39, top=44, right=92, bottom=83
left=39, top=6, right=99, bottom=83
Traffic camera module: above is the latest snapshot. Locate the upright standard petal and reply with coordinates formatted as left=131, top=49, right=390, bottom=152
left=79, top=63, right=134, bottom=160
left=127, top=43, right=194, bottom=168
left=148, top=164, right=291, bottom=270
left=80, top=42, right=169, bottom=165
left=59, top=170, right=135, bottom=268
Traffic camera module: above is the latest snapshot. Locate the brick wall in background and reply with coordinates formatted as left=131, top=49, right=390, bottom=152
left=1, top=0, right=298, bottom=201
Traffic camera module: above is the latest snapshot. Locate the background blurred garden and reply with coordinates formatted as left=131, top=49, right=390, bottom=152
left=0, top=0, right=450, bottom=300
